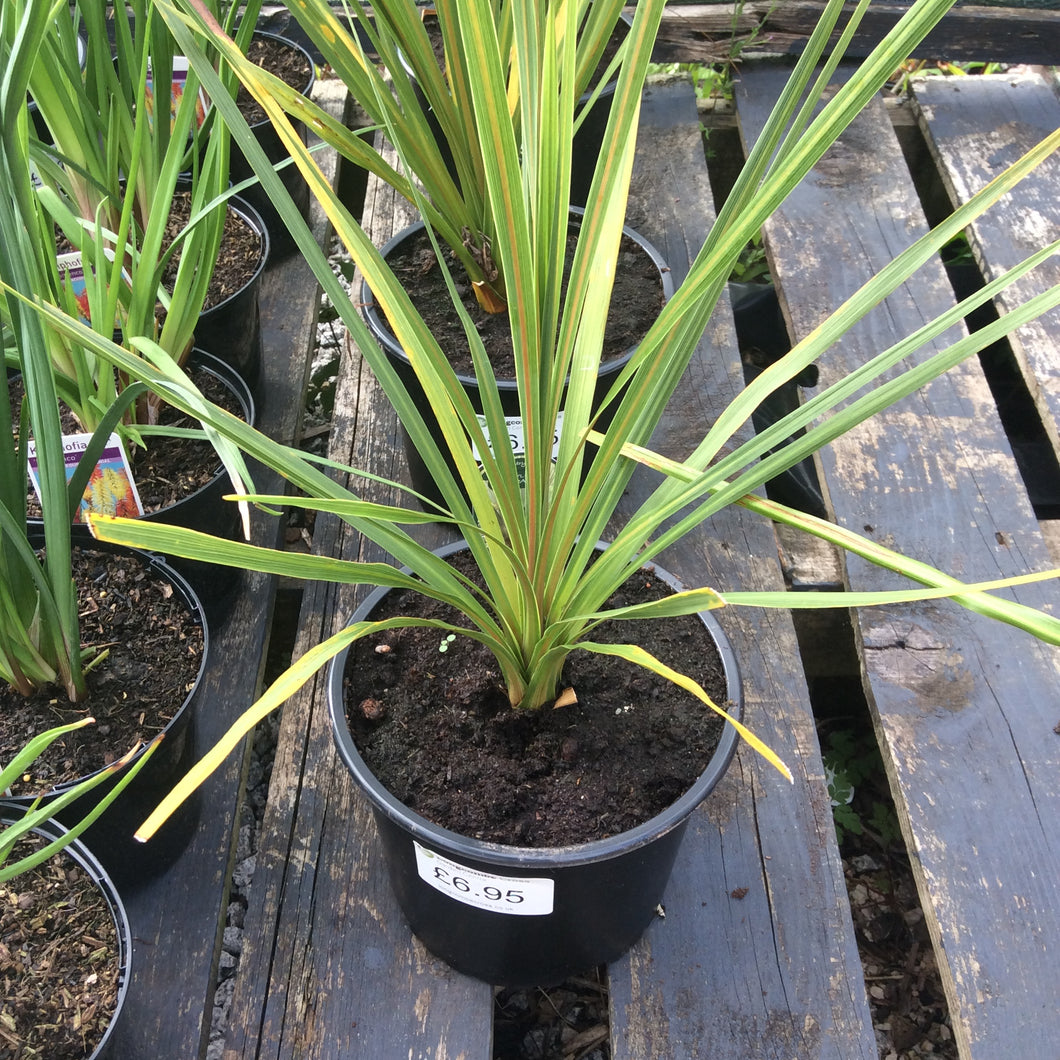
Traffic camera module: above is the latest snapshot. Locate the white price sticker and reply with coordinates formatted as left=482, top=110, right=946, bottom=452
left=414, top=843, right=554, bottom=916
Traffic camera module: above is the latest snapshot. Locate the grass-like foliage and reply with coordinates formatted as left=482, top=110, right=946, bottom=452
left=12, top=0, right=1060, bottom=839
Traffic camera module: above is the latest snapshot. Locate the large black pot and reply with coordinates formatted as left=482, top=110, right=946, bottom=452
left=6, top=528, right=210, bottom=888
left=0, top=812, right=133, bottom=1059
left=192, top=193, right=270, bottom=402
left=360, top=208, right=673, bottom=508
left=328, top=541, right=742, bottom=987
left=228, top=30, right=316, bottom=259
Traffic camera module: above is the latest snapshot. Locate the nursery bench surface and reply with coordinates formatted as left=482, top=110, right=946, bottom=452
left=215, top=63, right=1060, bottom=1060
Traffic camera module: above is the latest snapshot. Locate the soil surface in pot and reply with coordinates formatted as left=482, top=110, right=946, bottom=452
left=341, top=552, right=729, bottom=847
left=237, top=37, right=313, bottom=126
left=379, top=227, right=665, bottom=378
left=126, top=363, right=246, bottom=513
left=0, top=546, right=204, bottom=795
left=0, top=835, right=121, bottom=1059
left=160, top=193, right=261, bottom=311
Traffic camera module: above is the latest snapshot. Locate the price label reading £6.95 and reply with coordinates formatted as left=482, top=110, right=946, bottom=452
left=414, top=842, right=554, bottom=916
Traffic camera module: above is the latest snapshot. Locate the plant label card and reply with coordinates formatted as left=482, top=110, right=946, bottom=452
left=414, top=842, right=554, bottom=916
left=27, top=432, right=144, bottom=522
left=145, top=57, right=208, bottom=132
left=55, top=252, right=93, bottom=325
left=473, top=412, right=564, bottom=488
left=55, top=251, right=131, bottom=328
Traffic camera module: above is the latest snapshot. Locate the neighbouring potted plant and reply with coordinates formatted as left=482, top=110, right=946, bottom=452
left=26, top=0, right=270, bottom=394
left=0, top=725, right=160, bottom=1059
left=206, top=0, right=662, bottom=502
left=0, top=805, right=136, bottom=1058
left=25, top=0, right=1060, bottom=986
left=4, top=1, right=261, bottom=608
left=0, top=25, right=215, bottom=886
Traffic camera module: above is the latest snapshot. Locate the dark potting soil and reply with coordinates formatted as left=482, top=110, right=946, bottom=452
left=0, top=835, right=121, bottom=1060
left=237, top=36, right=313, bottom=127
left=379, top=227, right=665, bottom=378
left=160, top=193, right=261, bottom=311
left=0, top=546, right=204, bottom=796
left=127, top=363, right=245, bottom=513
left=342, top=551, right=729, bottom=847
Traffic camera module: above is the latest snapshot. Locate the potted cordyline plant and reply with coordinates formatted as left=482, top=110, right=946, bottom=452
left=271, top=0, right=633, bottom=313
left=251, top=0, right=663, bottom=504
left=24, top=0, right=1060, bottom=984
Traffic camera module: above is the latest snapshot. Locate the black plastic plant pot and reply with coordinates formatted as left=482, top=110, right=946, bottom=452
left=360, top=208, right=673, bottom=510
left=327, top=542, right=742, bottom=987
left=229, top=31, right=316, bottom=259
left=140, top=347, right=257, bottom=622
left=193, top=193, right=270, bottom=402
left=0, top=811, right=132, bottom=1059
left=11, top=527, right=209, bottom=889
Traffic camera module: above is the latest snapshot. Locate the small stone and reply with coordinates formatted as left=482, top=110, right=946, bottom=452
left=222, top=927, right=243, bottom=956
left=359, top=697, right=386, bottom=721
left=232, top=854, right=256, bottom=891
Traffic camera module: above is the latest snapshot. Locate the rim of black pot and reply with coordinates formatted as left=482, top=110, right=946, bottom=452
left=18, top=528, right=210, bottom=800
left=195, top=192, right=271, bottom=322
left=0, top=810, right=132, bottom=1059
left=360, top=206, right=674, bottom=392
left=328, top=538, right=743, bottom=869
left=244, top=30, right=317, bottom=130
left=140, top=347, right=257, bottom=520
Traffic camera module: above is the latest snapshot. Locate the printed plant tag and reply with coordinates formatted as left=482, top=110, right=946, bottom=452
left=27, top=432, right=144, bottom=522
left=414, top=842, right=554, bottom=916
left=145, top=56, right=208, bottom=132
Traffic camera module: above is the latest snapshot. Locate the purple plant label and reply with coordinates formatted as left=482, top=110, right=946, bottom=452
left=27, top=432, right=144, bottom=522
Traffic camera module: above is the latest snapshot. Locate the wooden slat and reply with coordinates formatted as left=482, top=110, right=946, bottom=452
left=221, top=126, right=494, bottom=1060
left=650, top=3, right=1060, bottom=65
left=736, top=64, right=1060, bottom=1060
left=608, top=79, right=876, bottom=1060
left=106, top=94, right=336, bottom=1060
left=911, top=73, right=1060, bottom=458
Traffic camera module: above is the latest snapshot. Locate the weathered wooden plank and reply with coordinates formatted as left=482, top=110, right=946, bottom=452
left=608, top=78, right=876, bottom=1060
left=651, top=3, right=1060, bottom=65
left=107, top=86, right=340, bottom=1060
left=911, top=74, right=1060, bottom=459
left=736, top=64, right=1060, bottom=1060
left=222, top=131, right=494, bottom=1060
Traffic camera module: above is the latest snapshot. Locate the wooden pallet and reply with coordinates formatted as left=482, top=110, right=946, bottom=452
left=222, top=66, right=1060, bottom=1059
left=111, top=14, right=1060, bottom=1058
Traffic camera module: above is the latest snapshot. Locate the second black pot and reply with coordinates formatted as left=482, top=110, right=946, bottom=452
left=139, top=347, right=257, bottom=621
left=7, top=528, right=210, bottom=888
left=360, top=209, right=673, bottom=510
left=229, top=30, right=316, bottom=259
left=192, top=193, right=270, bottom=403
left=0, top=812, right=133, bottom=1059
